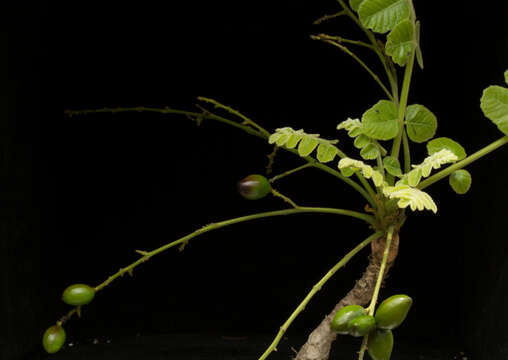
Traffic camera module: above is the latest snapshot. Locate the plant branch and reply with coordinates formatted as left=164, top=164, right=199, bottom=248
left=390, top=49, right=416, bottom=159
left=335, top=0, right=399, bottom=102
left=93, top=207, right=376, bottom=293
left=197, top=96, right=271, bottom=137
left=65, top=106, right=375, bottom=207
left=402, top=128, right=411, bottom=173
left=418, top=135, right=508, bottom=190
left=258, top=231, right=384, bottom=360
left=313, top=10, right=346, bottom=25
left=311, top=35, right=393, bottom=101
left=313, top=33, right=374, bottom=50
left=271, top=189, right=299, bottom=208
left=358, top=226, right=394, bottom=360
left=269, top=163, right=313, bottom=183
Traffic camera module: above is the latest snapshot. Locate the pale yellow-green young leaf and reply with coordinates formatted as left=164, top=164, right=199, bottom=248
left=383, top=184, right=438, bottom=213
left=385, top=19, right=415, bottom=66
left=337, top=118, right=363, bottom=138
left=286, top=131, right=305, bottom=148
left=480, top=85, right=508, bottom=136
left=298, top=136, right=319, bottom=157
left=405, top=149, right=458, bottom=186
left=360, top=143, right=380, bottom=160
left=358, top=0, right=410, bottom=34
left=354, top=134, right=371, bottom=149
left=338, top=158, right=385, bottom=187
left=427, top=137, right=467, bottom=160
left=317, top=143, right=339, bottom=163
left=449, top=169, right=472, bottom=195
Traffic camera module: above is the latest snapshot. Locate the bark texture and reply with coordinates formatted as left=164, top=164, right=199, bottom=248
left=294, top=233, right=400, bottom=360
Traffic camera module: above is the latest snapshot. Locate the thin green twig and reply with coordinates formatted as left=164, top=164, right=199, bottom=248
left=313, top=33, right=374, bottom=50
left=313, top=10, right=346, bottom=25
left=271, top=189, right=299, bottom=208
left=310, top=36, right=393, bottom=101
left=418, top=135, right=508, bottom=190
left=269, top=163, right=313, bottom=183
left=258, top=231, right=384, bottom=360
left=358, top=226, right=395, bottom=359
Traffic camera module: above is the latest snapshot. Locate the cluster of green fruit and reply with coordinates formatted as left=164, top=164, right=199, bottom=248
left=42, top=284, right=96, bottom=354
left=330, top=295, right=412, bottom=360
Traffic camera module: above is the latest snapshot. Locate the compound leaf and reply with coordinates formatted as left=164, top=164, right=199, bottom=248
left=360, top=143, right=380, bottom=160
left=338, top=158, right=385, bottom=187
left=269, top=127, right=340, bottom=163
left=449, top=169, right=472, bottom=195
left=362, top=100, right=399, bottom=140
left=405, top=149, right=458, bottom=187
left=405, top=104, right=437, bottom=143
left=383, top=184, right=437, bottom=213
left=386, top=19, right=415, bottom=66
left=427, top=137, right=466, bottom=160
left=480, top=85, right=508, bottom=136
left=358, top=0, right=410, bottom=34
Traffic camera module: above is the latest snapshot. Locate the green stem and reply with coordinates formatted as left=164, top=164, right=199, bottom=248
left=312, top=37, right=393, bottom=101
left=336, top=0, right=399, bottom=103
left=66, top=106, right=375, bottom=207
left=402, top=128, right=411, bottom=173
left=359, top=226, right=395, bottom=360
left=197, top=96, right=271, bottom=137
left=269, top=163, right=312, bottom=183
left=418, top=135, right=508, bottom=190
left=94, top=207, right=376, bottom=292
left=313, top=10, right=347, bottom=25
left=390, top=49, right=416, bottom=159
left=271, top=189, right=299, bottom=208
left=258, top=231, right=384, bottom=360
left=313, top=34, right=374, bottom=50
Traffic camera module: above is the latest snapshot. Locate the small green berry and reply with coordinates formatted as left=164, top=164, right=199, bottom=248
left=375, top=294, right=413, bottom=330
left=237, top=174, right=271, bottom=200
left=346, top=314, right=376, bottom=337
left=367, top=329, right=393, bottom=360
left=330, top=304, right=366, bottom=334
left=42, top=325, right=66, bottom=354
left=62, top=283, right=96, bottom=306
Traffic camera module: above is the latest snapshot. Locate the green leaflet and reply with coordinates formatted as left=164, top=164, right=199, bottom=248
left=383, top=184, right=437, bottom=213
left=337, top=118, right=385, bottom=160
left=480, top=85, right=508, bottom=136
left=505, top=70, right=508, bottom=85
left=383, top=156, right=402, bottom=177
left=269, top=127, right=340, bottom=163
left=350, top=0, right=365, bottom=11
left=427, top=137, right=467, bottom=161
left=405, top=149, right=458, bottom=187
left=358, top=0, right=410, bottom=34
left=362, top=100, right=399, bottom=140
left=386, top=19, right=415, bottom=66
left=405, top=104, right=437, bottom=143
left=338, top=158, right=385, bottom=187
left=449, top=169, right=472, bottom=195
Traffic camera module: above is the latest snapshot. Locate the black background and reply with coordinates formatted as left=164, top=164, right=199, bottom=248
left=2, top=0, right=508, bottom=359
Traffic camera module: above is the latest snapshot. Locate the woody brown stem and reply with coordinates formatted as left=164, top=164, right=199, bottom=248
left=294, top=233, right=400, bottom=360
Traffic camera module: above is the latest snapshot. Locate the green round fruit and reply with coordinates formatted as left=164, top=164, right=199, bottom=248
left=367, top=329, right=393, bottom=360
left=62, top=283, right=96, bottom=306
left=346, top=314, right=376, bottom=337
left=237, top=175, right=271, bottom=200
left=375, top=294, right=412, bottom=330
left=330, top=305, right=366, bottom=334
left=42, top=325, right=66, bottom=354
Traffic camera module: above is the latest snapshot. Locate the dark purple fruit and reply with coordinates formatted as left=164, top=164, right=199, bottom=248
left=42, top=325, right=66, bottom=354
left=237, top=175, right=271, bottom=200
